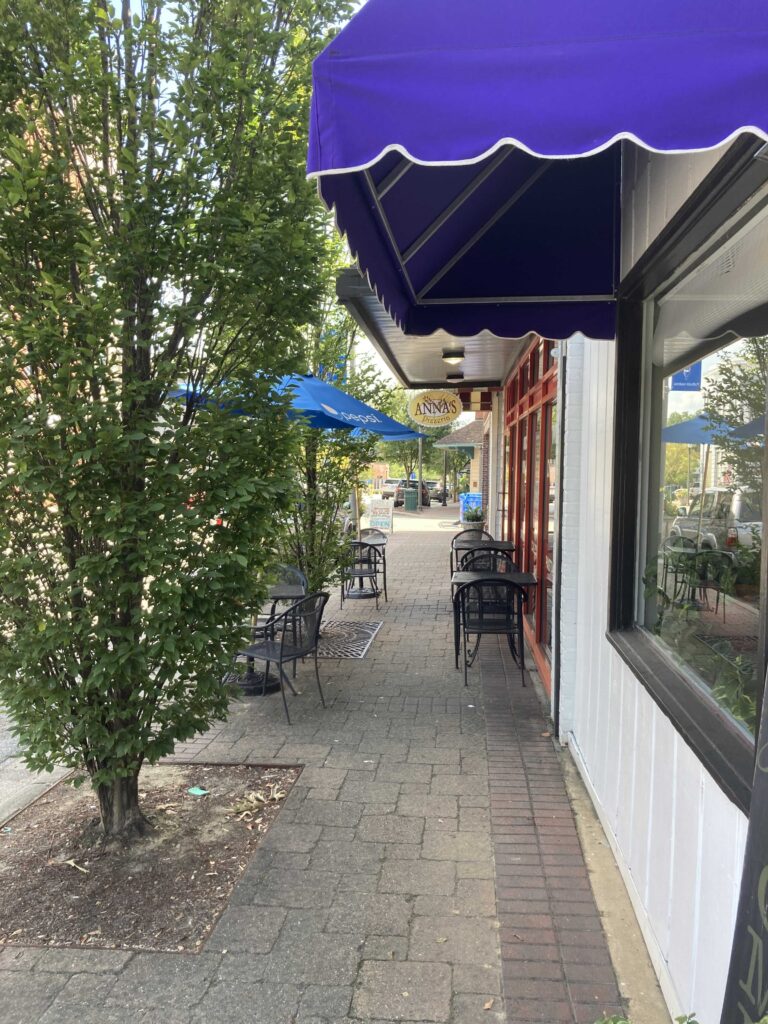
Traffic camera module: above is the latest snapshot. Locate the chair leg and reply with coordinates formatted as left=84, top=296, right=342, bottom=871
left=313, top=650, right=325, bottom=707
left=462, top=630, right=469, bottom=687
left=277, top=668, right=291, bottom=724
left=282, top=664, right=298, bottom=696
left=453, top=599, right=460, bottom=669
left=518, top=623, right=526, bottom=683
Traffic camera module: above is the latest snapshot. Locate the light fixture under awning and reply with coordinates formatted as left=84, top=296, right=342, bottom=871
left=308, top=0, right=768, bottom=342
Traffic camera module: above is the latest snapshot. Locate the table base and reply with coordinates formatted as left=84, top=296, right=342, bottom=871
left=226, top=670, right=282, bottom=696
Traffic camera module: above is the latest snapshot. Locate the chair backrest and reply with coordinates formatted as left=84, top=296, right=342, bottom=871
left=663, top=535, right=697, bottom=552
left=452, top=528, right=493, bottom=549
left=347, top=540, right=383, bottom=570
left=280, top=592, right=330, bottom=658
left=459, top=547, right=517, bottom=573
left=696, top=549, right=736, bottom=584
left=275, top=563, right=308, bottom=592
left=455, top=577, right=526, bottom=631
left=360, top=528, right=387, bottom=544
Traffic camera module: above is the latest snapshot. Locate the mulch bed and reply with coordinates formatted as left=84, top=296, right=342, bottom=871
left=0, top=762, right=299, bottom=954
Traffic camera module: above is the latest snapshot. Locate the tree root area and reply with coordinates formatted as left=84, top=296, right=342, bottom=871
left=0, top=763, right=299, bottom=953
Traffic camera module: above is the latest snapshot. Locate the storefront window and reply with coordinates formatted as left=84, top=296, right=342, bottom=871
left=644, top=332, right=767, bottom=739
left=518, top=420, right=528, bottom=547
left=528, top=410, right=541, bottom=624
left=504, top=337, right=559, bottom=684
left=500, top=433, right=510, bottom=542
left=544, top=400, right=558, bottom=651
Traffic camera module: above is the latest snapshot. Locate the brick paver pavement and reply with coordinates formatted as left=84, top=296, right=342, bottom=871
left=0, top=505, right=626, bottom=1024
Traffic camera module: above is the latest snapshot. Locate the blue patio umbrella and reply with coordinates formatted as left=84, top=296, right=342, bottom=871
left=168, top=376, right=420, bottom=438
left=350, top=427, right=425, bottom=442
left=732, top=414, right=765, bottom=440
left=277, top=374, right=419, bottom=437
left=661, top=415, right=731, bottom=445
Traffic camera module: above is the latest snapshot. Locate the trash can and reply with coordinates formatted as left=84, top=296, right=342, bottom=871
left=404, top=487, right=418, bottom=511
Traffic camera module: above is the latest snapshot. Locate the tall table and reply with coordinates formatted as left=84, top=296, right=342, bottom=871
left=451, top=569, right=537, bottom=670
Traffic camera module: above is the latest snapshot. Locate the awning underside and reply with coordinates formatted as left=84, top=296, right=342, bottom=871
left=321, top=145, right=619, bottom=341
left=321, top=144, right=622, bottom=339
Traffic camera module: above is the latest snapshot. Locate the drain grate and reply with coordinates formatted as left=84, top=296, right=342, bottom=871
left=317, top=620, right=382, bottom=659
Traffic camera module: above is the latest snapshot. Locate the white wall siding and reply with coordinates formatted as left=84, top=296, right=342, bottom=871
left=560, top=336, right=747, bottom=1024
left=557, top=337, right=583, bottom=737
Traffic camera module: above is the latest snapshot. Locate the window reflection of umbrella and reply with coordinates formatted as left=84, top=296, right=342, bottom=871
left=731, top=414, right=765, bottom=440
left=661, top=416, right=732, bottom=547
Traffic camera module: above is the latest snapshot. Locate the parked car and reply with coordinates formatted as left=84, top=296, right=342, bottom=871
left=381, top=478, right=401, bottom=500
left=427, top=480, right=447, bottom=502
left=669, top=487, right=762, bottom=550
left=425, top=480, right=441, bottom=502
left=394, top=479, right=430, bottom=507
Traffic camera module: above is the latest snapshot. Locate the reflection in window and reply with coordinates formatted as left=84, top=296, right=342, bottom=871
left=645, top=336, right=766, bottom=739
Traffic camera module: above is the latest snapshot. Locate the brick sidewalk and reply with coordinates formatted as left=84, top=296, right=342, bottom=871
left=0, top=506, right=625, bottom=1024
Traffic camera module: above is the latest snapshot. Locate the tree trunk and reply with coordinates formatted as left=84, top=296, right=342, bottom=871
left=96, top=773, right=150, bottom=838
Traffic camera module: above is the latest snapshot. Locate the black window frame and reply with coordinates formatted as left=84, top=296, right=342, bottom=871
left=608, top=136, right=768, bottom=815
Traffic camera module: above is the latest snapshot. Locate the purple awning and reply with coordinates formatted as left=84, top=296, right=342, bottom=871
left=308, top=0, right=768, bottom=341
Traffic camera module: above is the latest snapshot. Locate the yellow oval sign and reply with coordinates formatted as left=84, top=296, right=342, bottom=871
left=408, top=390, right=463, bottom=428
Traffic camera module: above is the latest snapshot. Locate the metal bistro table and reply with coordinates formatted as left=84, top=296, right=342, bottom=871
left=239, top=582, right=306, bottom=694
left=450, top=537, right=516, bottom=574
left=450, top=569, right=537, bottom=670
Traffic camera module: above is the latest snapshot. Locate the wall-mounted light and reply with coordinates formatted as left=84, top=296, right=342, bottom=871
left=442, top=347, right=465, bottom=366
left=446, top=371, right=464, bottom=383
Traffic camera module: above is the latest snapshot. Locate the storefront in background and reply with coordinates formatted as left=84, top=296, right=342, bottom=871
left=502, top=337, right=558, bottom=690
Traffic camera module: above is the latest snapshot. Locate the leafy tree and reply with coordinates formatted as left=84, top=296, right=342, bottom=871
left=663, top=411, right=700, bottom=490
left=377, top=390, right=461, bottom=483
left=280, top=250, right=395, bottom=591
left=378, top=391, right=419, bottom=479
left=703, top=336, right=768, bottom=493
left=0, top=0, right=350, bottom=837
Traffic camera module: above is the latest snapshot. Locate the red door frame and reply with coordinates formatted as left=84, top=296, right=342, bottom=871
left=503, top=338, right=557, bottom=692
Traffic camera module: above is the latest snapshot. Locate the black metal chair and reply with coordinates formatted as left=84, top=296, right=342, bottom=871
left=661, top=536, right=698, bottom=600
left=236, top=592, right=330, bottom=723
left=234, top=565, right=308, bottom=679
left=274, top=563, right=308, bottom=594
left=694, top=549, right=736, bottom=620
left=360, top=528, right=388, bottom=601
left=453, top=577, right=527, bottom=686
left=449, top=528, right=494, bottom=574
left=458, top=547, right=518, bottom=574
left=340, top=541, right=384, bottom=610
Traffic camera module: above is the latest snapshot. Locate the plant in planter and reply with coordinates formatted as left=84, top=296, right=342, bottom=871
left=734, top=529, right=762, bottom=600
left=462, top=505, right=486, bottom=526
